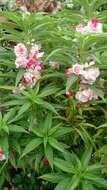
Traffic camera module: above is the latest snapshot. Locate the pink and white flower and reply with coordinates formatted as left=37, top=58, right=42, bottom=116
left=0, top=148, right=6, bottom=161
left=81, top=67, right=100, bottom=84
left=21, top=68, right=41, bottom=88
left=14, top=43, right=27, bottom=57
left=87, top=19, right=103, bottom=33
left=72, top=64, right=84, bottom=75
left=76, top=19, right=103, bottom=34
left=30, top=44, right=44, bottom=59
left=14, top=43, right=44, bottom=89
left=76, top=24, right=86, bottom=33
left=15, top=57, right=28, bottom=68
left=75, top=88, right=98, bottom=102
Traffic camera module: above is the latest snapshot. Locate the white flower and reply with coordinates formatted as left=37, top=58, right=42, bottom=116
left=76, top=24, right=87, bottom=33
left=81, top=67, right=100, bottom=84
left=21, top=69, right=41, bottom=88
left=76, top=88, right=98, bottom=102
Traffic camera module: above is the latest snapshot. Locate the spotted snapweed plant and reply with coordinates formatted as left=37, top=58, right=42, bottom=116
left=0, top=0, right=107, bottom=189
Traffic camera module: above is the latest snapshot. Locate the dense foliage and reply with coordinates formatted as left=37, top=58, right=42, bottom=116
left=1, top=0, right=107, bottom=189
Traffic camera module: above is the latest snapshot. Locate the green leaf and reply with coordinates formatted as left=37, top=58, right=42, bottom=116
left=55, top=178, right=71, bottom=190
left=53, top=127, right=74, bottom=138
left=32, top=127, right=43, bottom=137
left=17, top=102, right=31, bottom=117
left=66, top=74, right=77, bottom=91
left=45, top=144, right=53, bottom=169
left=15, top=69, right=25, bottom=86
left=67, top=175, right=80, bottom=190
left=82, top=180, right=95, bottom=190
left=9, top=124, right=28, bottom=133
left=40, top=173, right=66, bottom=183
left=54, top=158, right=75, bottom=174
left=43, top=113, right=52, bottom=133
left=10, top=102, right=31, bottom=122
left=39, top=85, right=60, bottom=98
left=21, top=138, right=42, bottom=158
left=81, top=146, right=92, bottom=168
left=3, top=125, right=9, bottom=134
left=48, top=123, right=62, bottom=136
left=48, top=137, right=67, bottom=153
left=44, top=48, right=62, bottom=63
left=86, top=164, right=104, bottom=171
left=35, top=99, right=57, bottom=114
left=3, top=109, right=16, bottom=123
left=97, top=123, right=107, bottom=129
left=85, top=174, right=107, bottom=188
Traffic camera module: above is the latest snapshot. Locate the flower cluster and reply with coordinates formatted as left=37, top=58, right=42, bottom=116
left=76, top=19, right=103, bottom=33
left=66, top=61, right=100, bottom=102
left=14, top=43, right=44, bottom=89
left=0, top=148, right=6, bottom=161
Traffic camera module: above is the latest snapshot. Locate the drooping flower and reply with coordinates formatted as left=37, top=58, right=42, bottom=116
left=75, top=88, right=98, bottom=102
left=14, top=43, right=27, bottom=57
left=15, top=57, right=28, bottom=68
left=0, top=148, right=6, bottom=161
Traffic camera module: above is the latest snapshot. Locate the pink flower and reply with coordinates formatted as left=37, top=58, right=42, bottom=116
left=14, top=43, right=27, bottom=57
left=32, top=51, right=44, bottom=59
left=21, top=77, right=30, bottom=86
left=0, top=148, right=6, bottom=161
left=65, top=68, right=72, bottom=77
left=72, top=64, right=83, bottom=75
left=35, top=62, right=44, bottom=71
left=81, top=68, right=100, bottom=84
left=27, top=58, right=35, bottom=69
left=76, top=24, right=86, bottom=33
left=30, top=44, right=41, bottom=55
left=21, top=69, right=41, bottom=88
left=87, top=19, right=103, bottom=33
left=75, top=88, right=98, bottom=102
left=30, top=44, right=44, bottom=59
left=15, top=57, right=28, bottom=68
left=66, top=90, right=74, bottom=97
